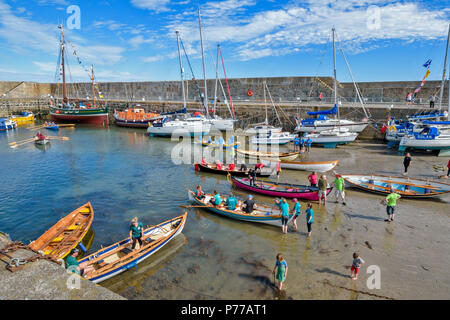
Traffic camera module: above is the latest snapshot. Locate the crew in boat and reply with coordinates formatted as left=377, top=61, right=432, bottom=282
left=225, top=195, right=238, bottom=210
left=35, top=131, right=46, bottom=140
left=242, top=195, right=257, bottom=213
left=201, top=157, right=208, bottom=166
left=209, top=190, right=222, bottom=207
left=216, top=160, right=223, bottom=170
left=240, top=163, right=247, bottom=172
left=195, top=185, right=206, bottom=200
left=248, top=168, right=257, bottom=186
left=255, top=163, right=265, bottom=172
left=129, top=217, right=144, bottom=251
left=228, top=163, right=236, bottom=171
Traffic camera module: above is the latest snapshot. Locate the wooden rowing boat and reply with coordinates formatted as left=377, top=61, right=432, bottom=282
left=187, top=190, right=292, bottom=227
left=341, top=174, right=450, bottom=198
left=78, top=213, right=187, bottom=283
left=261, top=159, right=339, bottom=172
left=34, top=138, right=50, bottom=145
left=229, top=175, right=332, bottom=200
left=29, top=202, right=94, bottom=260
left=200, top=140, right=240, bottom=149
left=44, top=125, right=59, bottom=131
left=194, top=163, right=271, bottom=177
left=236, top=149, right=299, bottom=161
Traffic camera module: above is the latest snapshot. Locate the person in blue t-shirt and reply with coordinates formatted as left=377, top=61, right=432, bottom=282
left=306, top=138, right=312, bottom=152
left=225, top=195, right=238, bottom=210
left=290, top=198, right=301, bottom=231
left=275, top=198, right=290, bottom=234
left=305, top=203, right=314, bottom=237
left=272, top=253, right=288, bottom=291
left=209, top=190, right=222, bottom=207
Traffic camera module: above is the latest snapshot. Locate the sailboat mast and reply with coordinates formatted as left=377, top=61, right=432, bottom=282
left=176, top=31, right=187, bottom=109
left=439, top=24, right=450, bottom=111
left=59, top=24, right=67, bottom=104
left=213, top=44, right=220, bottom=115
left=90, top=66, right=96, bottom=108
left=332, top=27, right=338, bottom=120
left=198, top=8, right=208, bottom=116
left=263, top=80, right=268, bottom=125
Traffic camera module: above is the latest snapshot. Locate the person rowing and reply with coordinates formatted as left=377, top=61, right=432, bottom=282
left=242, top=194, right=257, bottom=213
left=209, top=190, right=222, bottom=207
left=225, top=195, right=238, bottom=210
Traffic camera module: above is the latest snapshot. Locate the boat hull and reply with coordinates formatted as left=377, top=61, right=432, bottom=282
left=231, top=177, right=332, bottom=201
left=79, top=214, right=187, bottom=283
left=195, top=163, right=271, bottom=177
left=296, top=122, right=368, bottom=133
left=188, top=191, right=290, bottom=227
left=50, top=107, right=109, bottom=125
left=261, top=159, right=339, bottom=172
left=236, top=149, right=300, bottom=161
left=341, top=174, right=450, bottom=198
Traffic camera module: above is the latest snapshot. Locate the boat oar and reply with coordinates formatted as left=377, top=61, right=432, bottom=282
left=8, top=138, right=36, bottom=145
left=182, top=206, right=206, bottom=208
left=10, top=139, right=37, bottom=148
left=47, top=136, right=70, bottom=141
left=57, top=124, right=76, bottom=127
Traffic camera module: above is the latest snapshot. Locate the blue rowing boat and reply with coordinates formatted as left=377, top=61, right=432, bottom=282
left=78, top=213, right=187, bottom=283
left=44, top=125, right=59, bottom=131
left=341, top=174, right=450, bottom=198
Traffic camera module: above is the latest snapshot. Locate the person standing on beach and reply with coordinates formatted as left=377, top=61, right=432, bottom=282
left=305, top=203, right=314, bottom=237
left=384, top=188, right=401, bottom=222
left=350, top=252, right=365, bottom=280
left=291, top=198, right=301, bottom=231
left=306, top=137, right=312, bottom=152
left=318, top=175, right=328, bottom=205
left=276, top=161, right=281, bottom=182
left=403, top=152, right=412, bottom=175
left=446, top=159, right=450, bottom=179
left=275, top=198, right=290, bottom=234
left=308, top=171, right=318, bottom=188
left=273, top=253, right=288, bottom=291
left=333, top=174, right=346, bottom=205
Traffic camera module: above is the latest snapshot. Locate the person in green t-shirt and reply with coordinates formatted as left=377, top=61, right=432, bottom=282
left=333, top=174, right=346, bottom=205
left=65, top=248, right=94, bottom=277
left=129, top=217, right=144, bottom=250
left=384, top=188, right=401, bottom=222
left=225, top=196, right=238, bottom=210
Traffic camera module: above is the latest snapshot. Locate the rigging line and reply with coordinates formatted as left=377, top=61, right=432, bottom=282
left=179, top=36, right=205, bottom=110
left=308, top=34, right=332, bottom=99
left=335, top=31, right=370, bottom=119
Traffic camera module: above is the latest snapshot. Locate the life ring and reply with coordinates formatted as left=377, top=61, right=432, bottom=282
left=247, top=90, right=254, bottom=97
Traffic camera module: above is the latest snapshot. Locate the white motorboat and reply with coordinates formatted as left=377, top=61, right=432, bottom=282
left=147, top=118, right=211, bottom=137
left=304, top=127, right=358, bottom=148
left=250, top=130, right=294, bottom=145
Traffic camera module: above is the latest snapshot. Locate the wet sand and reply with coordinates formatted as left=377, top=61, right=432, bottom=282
left=102, top=140, right=450, bottom=300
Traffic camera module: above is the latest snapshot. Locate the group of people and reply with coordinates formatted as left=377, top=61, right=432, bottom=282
left=308, top=171, right=346, bottom=205
left=272, top=250, right=366, bottom=291
left=293, top=136, right=312, bottom=153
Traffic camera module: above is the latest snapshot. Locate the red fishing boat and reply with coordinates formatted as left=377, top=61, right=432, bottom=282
left=49, top=25, right=109, bottom=126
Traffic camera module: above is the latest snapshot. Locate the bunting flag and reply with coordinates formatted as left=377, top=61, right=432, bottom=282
left=423, top=59, right=432, bottom=69
left=413, top=69, right=431, bottom=97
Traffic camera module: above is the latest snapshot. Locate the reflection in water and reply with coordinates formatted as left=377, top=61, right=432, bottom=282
left=102, top=234, right=188, bottom=293
left=384, top=224, right=395, bottom=251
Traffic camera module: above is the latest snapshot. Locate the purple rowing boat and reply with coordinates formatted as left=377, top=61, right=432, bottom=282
left=229, top=176, right=332, bottom=201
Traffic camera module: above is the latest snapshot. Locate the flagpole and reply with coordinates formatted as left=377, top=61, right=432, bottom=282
left=439, top=24, right=450, bottom=111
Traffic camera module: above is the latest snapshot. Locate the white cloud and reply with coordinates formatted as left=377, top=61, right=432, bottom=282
left=142, top=54, right=165, bottom=62
left=130, top=0, right=171, bottom=12
left=163, top=0, right=449, bottom=61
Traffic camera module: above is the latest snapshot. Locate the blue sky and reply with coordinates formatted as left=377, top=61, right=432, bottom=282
left=0, top=0, right=449, bottom=83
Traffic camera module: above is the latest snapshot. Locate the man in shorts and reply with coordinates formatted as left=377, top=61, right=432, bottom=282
left=333, top=173, right=346, bottom=205
left=384, top=188, right=401, bottom=222
left=318, top=175, right=328, bottom=205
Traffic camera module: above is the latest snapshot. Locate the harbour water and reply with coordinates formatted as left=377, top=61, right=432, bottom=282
left=0, top=125, right=449, bottom=299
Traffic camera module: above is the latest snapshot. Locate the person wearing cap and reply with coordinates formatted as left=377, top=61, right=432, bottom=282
left=129, top=217, right=144, bottom=250
left=242, top=195, right=257, bottom=213
left=65, top=248, right=94, bottom=276
left=290, top=198, right=301, bottom=231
